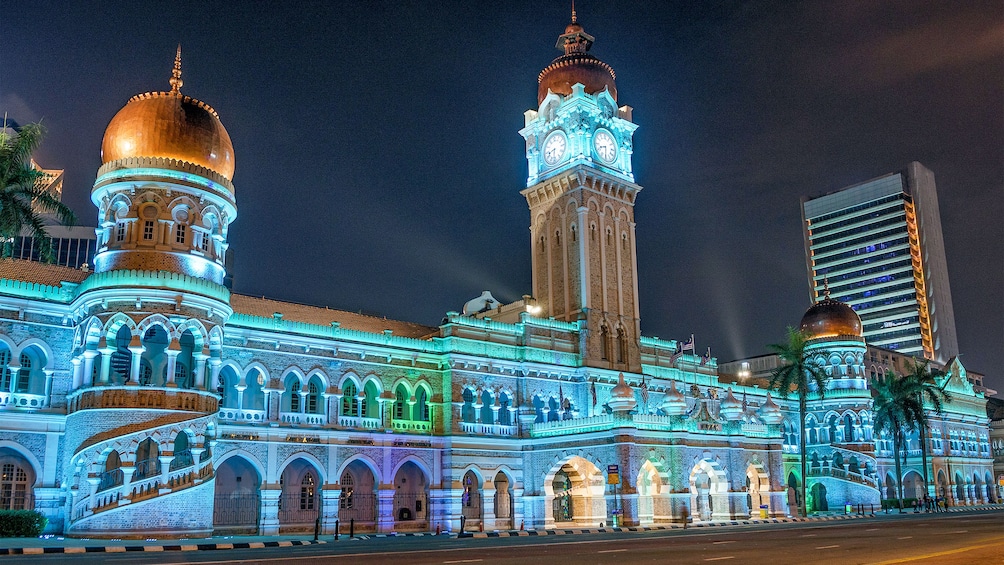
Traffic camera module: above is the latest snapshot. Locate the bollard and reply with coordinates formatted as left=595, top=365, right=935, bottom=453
left=520, top=520, right=524, bottom=531
left=350, top=518, right=355, bottom=539
left=870, top=503, right=875, bottom=516
left=314, top=517, right=320, bottom=541
left=335, top=520, right=340, bottom=541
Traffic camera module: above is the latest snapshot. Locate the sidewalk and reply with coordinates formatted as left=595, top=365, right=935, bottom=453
left=1, top=506, right=1000, bottom=555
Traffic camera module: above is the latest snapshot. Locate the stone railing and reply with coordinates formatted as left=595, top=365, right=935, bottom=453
left=530, top=414, right=615, bottom=438
left=0, top=392, right=47, bottom=409
left=392, top=419, right=433, bottom=433
left=458, top=422, right=517, bottom=436
left=279, top=411, right=326, bottom=426
left=218, top=407, right=268, bottom=424
left=68, top=386, right=218, bottom=414
left=339, top=415, right=382, bottom=429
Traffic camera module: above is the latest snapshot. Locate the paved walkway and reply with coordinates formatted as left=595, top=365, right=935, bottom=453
left=1, top=505, right=1000, bottom=555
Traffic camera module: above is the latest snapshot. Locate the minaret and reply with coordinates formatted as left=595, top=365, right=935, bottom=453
left=520, top=16, right=642, bottom=371
left=62, top=50, right=234, bottom=538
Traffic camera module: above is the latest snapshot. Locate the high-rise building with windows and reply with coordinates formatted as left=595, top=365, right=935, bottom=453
left=801, top=162, right=959, bottom=363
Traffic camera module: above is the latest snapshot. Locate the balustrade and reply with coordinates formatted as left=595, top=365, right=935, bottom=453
left=0, top=392, right=46, bottom=409
left=339, top=415, right=381, bottom=429
left=279, top=411, right=325, bottom=426
left=218, top=407, right=268, bottom=424
left=458, top=421, right=516, bottom=436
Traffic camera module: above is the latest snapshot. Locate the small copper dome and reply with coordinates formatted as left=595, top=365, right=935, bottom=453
left=799, top=296, right=862, bottom=340
left=100, top=47, right=235, bottom=183
left=538, top=19, right=617, bottom=104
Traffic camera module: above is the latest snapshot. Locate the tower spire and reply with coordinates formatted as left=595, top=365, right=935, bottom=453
left=169, top=44, right=183, bottom=93
left=571, top=0, right=577, bottom=23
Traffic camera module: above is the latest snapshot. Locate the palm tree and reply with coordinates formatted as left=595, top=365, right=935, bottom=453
left=768, top=327, right=828, bottom=517
left=0, top=120, right=76, bottom=262
left=902, top=360, right=951, bottom=501
left=871, top=369, right=925, bottom=512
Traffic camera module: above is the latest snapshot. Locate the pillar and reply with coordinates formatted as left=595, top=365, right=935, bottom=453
left=376, top=487, right=395, bottom=533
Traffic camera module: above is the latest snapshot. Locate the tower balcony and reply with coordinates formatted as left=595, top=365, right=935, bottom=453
left=67, top=386, right=219, bottom=414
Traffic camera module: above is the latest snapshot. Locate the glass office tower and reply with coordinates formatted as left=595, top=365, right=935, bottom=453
left=801, top=162, right=959, bottom=363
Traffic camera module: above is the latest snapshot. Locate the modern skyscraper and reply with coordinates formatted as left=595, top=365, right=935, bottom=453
left=801, top=162, right=959, bottom=363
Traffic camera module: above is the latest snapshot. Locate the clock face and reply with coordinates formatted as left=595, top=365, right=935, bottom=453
left=594, top=130, right=617, bottom=163
left=543, top=131, right=567, bottom=166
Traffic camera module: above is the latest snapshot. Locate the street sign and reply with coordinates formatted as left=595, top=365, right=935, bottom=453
left=607, top=464, right=620, bottom=485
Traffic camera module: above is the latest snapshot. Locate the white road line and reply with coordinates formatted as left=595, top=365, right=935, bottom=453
left=815, top=545, right=840, bottom=549
left=951, top=530, right=969, bottom=534
left=704, top=557, right=735, bottom=562
left=712, top=540, right=736, bottom=545
left=897, top=536, right=912, bottom=540
left=866, top=528, right=879, bottom=531
left=800, top=534, right=817, bottom=537
left=597, top=549, right=629, bottom=553
left=443, top=560, right=483, bottom=564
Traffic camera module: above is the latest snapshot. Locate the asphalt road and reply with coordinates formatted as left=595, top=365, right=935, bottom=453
left=8, top=511, right=1003, bottom=564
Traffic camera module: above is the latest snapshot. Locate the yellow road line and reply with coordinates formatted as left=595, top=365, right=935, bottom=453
left=868, top=537, right=1004, bottom=564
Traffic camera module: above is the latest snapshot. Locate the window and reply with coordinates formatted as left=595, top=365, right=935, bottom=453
left=289, top=383, right=300, bottom=412
left=300, top=473, right=315, bottom=510
left=0, top=350, right=11, bottom=391
left=342, top=382, right=358, bottom=417
left=174, top=362, right=189, bottom=388
left=394, top=387, right=407, bottom=419
left=16, top=354, right=30, bottom=393
left=307, top=382, right=319, bottom=413
left=0, top=463, right=29, bottom=510
left=616, top=326, right=627, bottom=364
left=339, top=472, right=354, bottom=509
left=115, top=222, right=126, bottom=242
left=175, top=223, right=186, bottom=244
left=143, top=220, right=154, bottom=240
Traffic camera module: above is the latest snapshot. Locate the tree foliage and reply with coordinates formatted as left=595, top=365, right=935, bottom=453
left=0, top=121, right=76, bottom=262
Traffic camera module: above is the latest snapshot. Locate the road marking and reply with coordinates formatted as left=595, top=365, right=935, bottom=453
left=800, top=533, right=817, bottom=537
left=951, top=530, right=969, bottom=533
left=866, top=528, right=879, bottom=531
left=897, top=536, right=912, bottom=540
left=443, top=560, right=483, bottom=564
left=597, top=549, right=628, bottom=553
left=712, top=540, right=736, bottom=545
left=815, top=545, right=840, bottom=549
left=704, top=557, right=735, bottom=562
left=867, top=536, right=1004, bottom=564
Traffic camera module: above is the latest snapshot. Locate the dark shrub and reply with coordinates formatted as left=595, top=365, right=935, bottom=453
left=0, top=510, right=47, bottom=537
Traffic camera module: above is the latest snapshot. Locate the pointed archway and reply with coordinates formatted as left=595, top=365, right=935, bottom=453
left=543, top=456, right=604, bottom=528
left=689, top=460, right=729, bottom=522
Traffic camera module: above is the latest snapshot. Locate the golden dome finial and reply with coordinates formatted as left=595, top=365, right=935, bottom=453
left=571, top=0, right=577, bottom=23
left=169, top=44, right=183, bottom=93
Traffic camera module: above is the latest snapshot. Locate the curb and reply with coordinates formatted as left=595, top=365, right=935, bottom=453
left=0, top=539, right=326, bottom=556
left=455, top=514, right=866, bottom=538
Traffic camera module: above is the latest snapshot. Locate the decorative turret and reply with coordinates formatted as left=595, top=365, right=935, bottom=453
left=718, top=387, right=743, bottom=421
left=607, top=373, right=637, bottom=413
left=758, top=393, right=784, bottom=425
left=659, top=381, right=687, bottom=416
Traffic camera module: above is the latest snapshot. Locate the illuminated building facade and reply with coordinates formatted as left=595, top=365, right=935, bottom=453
left=801, top=163, right=959, bottom=363
left=0, top=21, right=994, bottom=538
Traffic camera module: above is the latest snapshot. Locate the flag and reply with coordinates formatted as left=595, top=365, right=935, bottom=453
left=559, top=385, right=564, bottom=409
left=680, top=335, right=695, bottom=351
left=591, top=381, right=597, bottom=407
left=700, top=346, right=711, bottom=366
left=670, top=349, right=683, bottom=365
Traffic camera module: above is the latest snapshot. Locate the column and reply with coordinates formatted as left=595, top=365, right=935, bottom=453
left=71, top=356, right=83, bottom=390
left=208, top=356, right=223, bottom=392
left=260, top=485, right=281, bottom=535
left=127, top=335, right=144, bottom=384
left=321, top=486, right=340, bottom=533
left=7, top=367, right=18, bottom=394
left=376, top=487, right=395, bottom=533
left=482, top=481, right=497, bottom=530
left=42, top=369, right=54, bottom=406
left=82, top=351, right=98, bottom=387
left=98, top=343, right=114, bottom=385
left=165, top=342, right=180, bottom=387
left=192, top=350, right=208, bottom=389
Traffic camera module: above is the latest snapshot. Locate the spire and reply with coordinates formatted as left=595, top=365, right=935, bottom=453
left=556, top=2, right=594, bottom=54
left=169, top=44, right=183, bottom=93
left=571, top=0, right=577, bottom=23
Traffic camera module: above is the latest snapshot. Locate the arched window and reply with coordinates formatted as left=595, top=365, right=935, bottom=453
left=616, top=326, right=627, bottom=364
left=139, top=361, right=153, bottom=386
left=498, top=392, right=511, bottom=426
left=15, top=354, right=30, bottom=392
left=0, top=349, right=11, bottom=391
left=342, top=382, right=359, bottom=417
left=300, top=472, right=315, bottom=510
left=461, top=389, right=476, bottom=423
left=394, top=386, right=408, bottom=420
left=480, top=389, right=494, bottom=425
left=339, top=471, right=354, bottom=509
left=547, top=397, right=560, bottom=422
left=134, top=438, right=160, bottom=480
left=0, top=460, right=30, bottom=509
left=288, top=379, right=301, bottom=413
left=170, top=433, right=193, bottom=471
left=307, top=381, right=321, bottom=414
left=98, top=451, right=123, bottom=492
left=600, top=325, right=610, bottom=361
left=415, top=387, right=430, bottom=421
left=174, top=361, right=189, bottom=388
left=533, top=395, right=545, bottom=423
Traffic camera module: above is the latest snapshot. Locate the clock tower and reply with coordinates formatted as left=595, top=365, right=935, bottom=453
left=520, top=15, right=643, bottom=371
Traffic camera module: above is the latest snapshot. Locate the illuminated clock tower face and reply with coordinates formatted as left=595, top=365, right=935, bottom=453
left=543, top=131, right=567, bottom=166
left=593, top=130, right=616, bottom=163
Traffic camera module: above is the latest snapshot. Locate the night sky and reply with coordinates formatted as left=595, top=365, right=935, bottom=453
left=5, top=1, right=1002, bottom=393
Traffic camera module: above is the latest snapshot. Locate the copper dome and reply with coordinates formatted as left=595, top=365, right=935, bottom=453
left=537, top=19, right=617, bottom=104
left=799, top=296, right=863, bottom=340
left=100, top=48, right=235, bottom=183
